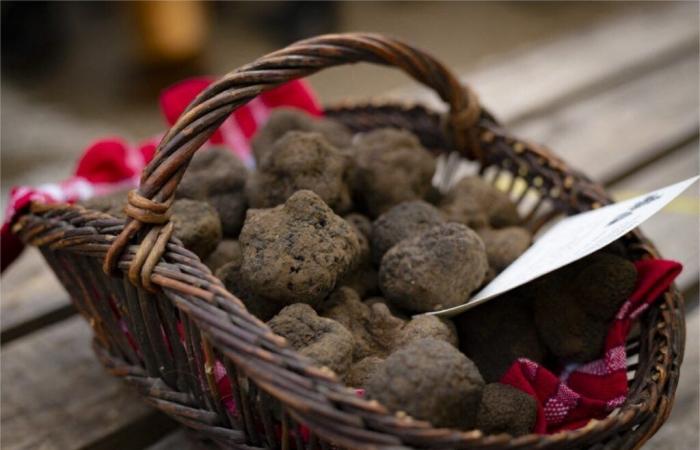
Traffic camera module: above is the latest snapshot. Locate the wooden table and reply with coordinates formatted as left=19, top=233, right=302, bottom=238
left=2, top=4, right=698, bottom=449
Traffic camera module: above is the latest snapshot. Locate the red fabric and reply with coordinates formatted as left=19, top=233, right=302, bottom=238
left=501, top=259, right=682, bottom=433
left=1, top=78, right=321, bottom=272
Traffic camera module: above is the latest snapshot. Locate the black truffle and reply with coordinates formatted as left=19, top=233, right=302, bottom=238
left=396, top=315, right=458, bottom=349
left=366, top=338, right=485, bottom=430
left=239, top=190, right=361, bottom=307
left=345, top=356, right=384, bottom=389
left=176, top=148, right=248, bottom=237
left=478, top=227, right=532, bottom=273
left=205, top=239, right=241, bottom=273
left=440, top=176, right=520, bottom=229
left=476, top=383, right=537, bottom=436
left=268, top=304, right=354, bottom=377
left=251, top=108, right=352, bottom=162
left=246, top=131, right=352, bottom=212
left=216, top=259, right=280, bottom=321
left=370, top=200, right=445, bottom=264
left=457, top=294, right=547, bottom=382
left=79, top=189, right=128, bottom=218
left=170, top=199, right=222, bottom=259
left=379, top=223, right=488, bottom=313
left=350, top=128, right=436, bottom=217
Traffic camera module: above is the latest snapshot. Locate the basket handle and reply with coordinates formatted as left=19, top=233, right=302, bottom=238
left=104, top=32, right=483, bottom=283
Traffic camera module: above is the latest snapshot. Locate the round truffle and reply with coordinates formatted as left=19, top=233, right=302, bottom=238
left=251, top=108, right=352, bottom=162
left=397, top=315, right=458, bottom=348
left=534, top=293, right=608, bottom=363
left=176, top=148, right=249, bottom=237
left=570, top=252, right=637, bottom=321
left=350, top=128, right=436, bottom=217
left=345, top=356, right=384, bottom=389
left=171, top=199, right=222, bottom=259
left=239, top=190, right=361, bottom=307
left=478, top=227, right=532, bottom=273
left=366, top=338, right=485, bottom=430
left=216, top=260, right=281, bottom=321
left=370, top=200, right=445, bottom=264
left=321, top=287, right=405, bottom=360
left=440, top=176, right=519, bottom=229
left=456, top=294, right=546, bottom=382
left=344, top=213, right=372, bottom=241
left=379, top=223, right=488, bottom=313
left=267, top=304, right=354, bottom=377
left=246, top=131, right=352, bottom=212
left=476, top=383, right=537, bottom=437
left=205, top=239, right=241, bottom=273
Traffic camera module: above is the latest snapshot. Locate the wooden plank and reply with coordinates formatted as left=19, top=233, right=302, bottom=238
left=1, top=248, right=74, bottom=343
left=0, top=316, right=176, bottom=450
left=389, top=2, right=698, bottom=125
left=608, top=141, right=699, bottom=294
left=514, top=56, right=699, bottom=184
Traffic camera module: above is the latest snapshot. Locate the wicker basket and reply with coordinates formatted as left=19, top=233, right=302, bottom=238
left=14, top=33, right=685, bottom=449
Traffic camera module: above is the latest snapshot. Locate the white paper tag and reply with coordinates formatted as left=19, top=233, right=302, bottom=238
left=428, top=176, right=699, bottom=318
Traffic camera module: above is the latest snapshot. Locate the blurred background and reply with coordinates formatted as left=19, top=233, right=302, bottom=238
left=1, top=1, right=664, bottom=209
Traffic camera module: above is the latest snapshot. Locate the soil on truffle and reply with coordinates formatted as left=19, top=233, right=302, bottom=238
left=440, top=176, right=520, bottom=229
left=170, top=199, right=222, bottom=259
left=476, top=383, right=537, bottom=436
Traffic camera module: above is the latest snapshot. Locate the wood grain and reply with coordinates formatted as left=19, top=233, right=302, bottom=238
left=0, top=316, right=175, bottom=450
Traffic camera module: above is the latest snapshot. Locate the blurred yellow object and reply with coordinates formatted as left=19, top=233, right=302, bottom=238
left=132, top=1, right=207, bottom=64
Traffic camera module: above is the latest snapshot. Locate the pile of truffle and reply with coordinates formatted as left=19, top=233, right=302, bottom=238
left=83, top=108, right=637, bottom=436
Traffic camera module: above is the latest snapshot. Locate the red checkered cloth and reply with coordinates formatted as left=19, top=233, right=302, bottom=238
left=1, top=77, right=321, bottom=272
left=501, top=258, right=682, bottom=434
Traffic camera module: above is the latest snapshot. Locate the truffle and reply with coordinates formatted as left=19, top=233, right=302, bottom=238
left=79, top=189, right=128, bottom=218
left=345, top=356, right=384, bottom=389
left=478, top=227, right=532, bottom=273
left=397, top=315, right=458, bottom=348
left=476, top=383, right=537, bottom=436
left=344, top=213, right=372, bottom=241
left=534, top=292, right=607, bottom=363
left=251, top=108, right=352, bottom=162
left=366, top=338, right=485, bottom=430
left=176, top=148, right=248, bottom=237
left=457, top=294, right=547, bottom=382
left=267, top=304, right=354, bottom=377
left=321, top=287, right=405, bottom=360
left=379, top=223, right=488, bottom=313
left=370, top=200, right=445, bottom=264
left=205, top=239, right=242, bottom=273
left=569, top=252, right=637, bottom=321
left=239, top=190, right=361, bottom=307
left=440, top=176, right=519, bottom=229
left=216, top=260, right=280, bottom=321
left=350, top=128, right=436, bottom=217
left=246, top=131, right=352, bottom=212
left=170, top=199, right=222, bottom=259
left=337, top=213, right=378, bottom=298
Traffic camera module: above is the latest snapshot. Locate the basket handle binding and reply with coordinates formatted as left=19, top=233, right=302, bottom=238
left=103, top=32, right=484, bottom=286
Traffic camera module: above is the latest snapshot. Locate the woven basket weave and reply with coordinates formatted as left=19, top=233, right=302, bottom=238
left=14, top=33, right=685, bottom=449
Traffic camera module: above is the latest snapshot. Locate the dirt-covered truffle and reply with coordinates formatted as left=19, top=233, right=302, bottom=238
left=379, top=223, right=488, bottom=313
left=170, top=199, right=222, bottom=259
left=476, top=383, right=537, bottom=436
left=366, top=338, right=485, bottom=429
left=321, top=287, right=404, bottom=360
left=79, top=189, right=128, bottom=218
left=267, top=304, right=354, bottom=377
left=370, top=200, right=445, bottom=264
left=247, top=131, right=352, bottom=212
left=350, top=128, right=436, bottom=217
left=216, top=259, right=280, bottom=321
left=176, top=148, right=248, bottom=237
left=457, top=294, right=547, bottom=382
left=239, top=190, right=361, bottom=307
left=337, top=213, right=378, bottom=298
left=534, top=292, right=607, bottom=363
left=478, top=227, right=532, bottom=273
left=345, top=356, right=384, bottom=389
left=397, top=315, right=458, bottom=348
left=344, top=213, right=372, bottom=241
left=569, top=252, right=637, bottom=321
left=440, top=176, right=519, bottom=229
left=251, top=108, right=352, bottom=162
left=205, top=239, right=241, bottom=273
